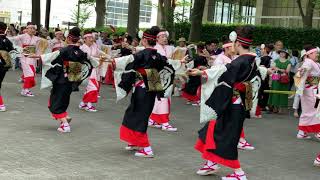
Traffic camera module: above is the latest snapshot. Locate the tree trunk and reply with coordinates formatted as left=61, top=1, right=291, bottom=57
left=304, top=0, right=315, bottom=28
left=127, top=0, right=140, bottom=37
left=32, top=0, right=41, bottom=29
left=95, top=0, right=106, bottom=29
left=297, top=0, right=315, bottom=28
left=189, top=0, right=205, bottom=42
left=45, top=0, right=51, bottom=29
left=157, top=1, right=163, bottom=26
left=163, top=0, right=175, bottom=39
left=207, top=0, right=216, bottom=22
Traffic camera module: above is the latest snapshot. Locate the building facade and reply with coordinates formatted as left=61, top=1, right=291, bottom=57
left=105, top=0, right=158, bottom=28
left=255, top=0, right=320, bottom=28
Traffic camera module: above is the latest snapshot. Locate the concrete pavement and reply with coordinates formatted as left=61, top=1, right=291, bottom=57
left=0, top=70, right=319, bottom=180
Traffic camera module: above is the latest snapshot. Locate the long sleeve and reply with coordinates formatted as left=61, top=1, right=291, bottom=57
left=200, top=65, right=227, bottom=123
left=113, top=55, right=135, bottom=101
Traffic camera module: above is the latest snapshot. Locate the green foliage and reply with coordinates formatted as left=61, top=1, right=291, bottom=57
left=79, top=0, right=95, bottom=6
left=71, top=5, right=92, bottom=29
left=175, top=22, right=320, bottom=49
left=82, top=27, right=127, bottom=36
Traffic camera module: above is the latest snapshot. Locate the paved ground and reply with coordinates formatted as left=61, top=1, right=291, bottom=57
left=0, top=70, right=319, bottom=180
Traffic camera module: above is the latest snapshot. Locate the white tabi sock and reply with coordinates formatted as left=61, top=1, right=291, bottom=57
left=87, top=102, right=93, bottom=108
left=144, top=146, right=152, bottom=152
left=206, top=160, right=216, bottom=166
left=234, top=170, right=245, bottom=175
left=162, top=122, right=169, bottom=126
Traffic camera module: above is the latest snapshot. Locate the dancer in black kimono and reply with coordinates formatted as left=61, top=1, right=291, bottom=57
left=189, top=26, right=266, bottom=180
left=181, top=54, right=208, bottom=106
left=112, top=26, right=179, bottom=158
left=41, top=27, right=96, bottom=133
left=0, top=22, right=15, bottom=112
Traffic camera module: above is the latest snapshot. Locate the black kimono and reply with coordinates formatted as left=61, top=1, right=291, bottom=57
left=195, top=54, right=260, bottom=169
left=0, top=34, right=14, bottom=90
left=46, top=45, right=92, bottom=119
left=117, top=48, right=175, bottom=147
left=181, top=56, right=208, bottom=102
left=258, top=55, right=272, bottom=109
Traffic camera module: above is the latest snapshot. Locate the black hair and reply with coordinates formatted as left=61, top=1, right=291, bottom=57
left=27, top=22, right=35, bottom=26
left=197, top=42, right=206, bottom=51
left=168, top=40, right=175, bottom=46
left=304, top=44, right=316, bottom=52
left=221, top=35, right=230, bottom=45
left=83, top=29, right=92, bottom=35
left=292, top=50, right=299, bottom=57
left=49, top=32, right=54, bottom=39
left=69, top=27, right=81, bottom=43
left=265, top=44, right=274, bottom=54
left=126, top=35, right=133, bottom=44
left=206, top=39, right=219, bottom=45
left=144, top=26, right=160, bottom=46
left=0, top=22, right=7, bottom=33
left=235, top=25, right=255, bottom=49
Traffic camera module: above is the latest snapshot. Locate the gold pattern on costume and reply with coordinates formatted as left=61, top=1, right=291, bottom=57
left=145, top=68, right=163, bottom=92
left=0, top=50, right=11, bottom=68
left=23, top=45, right=36, bottom=55
left=66, top=62, right=83, bottom=82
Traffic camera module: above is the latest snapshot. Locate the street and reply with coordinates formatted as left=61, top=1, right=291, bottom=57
left=0, top=70, right=319, bottom=180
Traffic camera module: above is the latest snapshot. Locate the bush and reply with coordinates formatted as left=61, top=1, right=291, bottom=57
left=82, top=27, right=127, bottom=36
left=83, top=23, right=320, bottom=49
left=175, top=23, right=320, bottom=49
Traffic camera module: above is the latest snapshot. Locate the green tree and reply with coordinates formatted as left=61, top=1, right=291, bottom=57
left=159, top=0, right=176, bottom=38
left=78, top=0, right=106, bottom=28
left=71, top=5, right=92, bottom=28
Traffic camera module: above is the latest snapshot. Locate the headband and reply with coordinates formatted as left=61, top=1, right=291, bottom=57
left=222, top=42, right=233, bottom=49
left=83, top=33, right=93, bottom=38
left=236, top=36, right=253, bottom=46
left=55, top=31, right=63, bottom=35
left=27, top=25, right=36, bottom=29
left=143, top=32, right=156, bottom=41
left=229, top=31, right=252, bottom=46
left=306, top=48, right=318, bottom=55
left=157, top=31, right=169, bottom=37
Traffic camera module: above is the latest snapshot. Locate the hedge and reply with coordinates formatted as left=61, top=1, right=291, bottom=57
left=84, top=23, right=320, bottom=49
left=175, top=22, right=320, bottom=50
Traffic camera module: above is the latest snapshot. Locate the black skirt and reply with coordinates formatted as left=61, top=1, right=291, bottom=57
left=122, top=87, right=157, bottom=133
left=198, top=104, right=246, bottom=160
left=0, top=66, right=7, bottom=89
left=49, top=82, right=73, bottom=115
